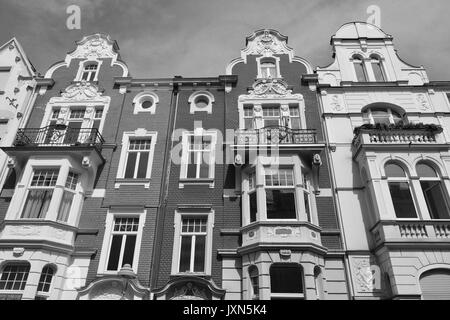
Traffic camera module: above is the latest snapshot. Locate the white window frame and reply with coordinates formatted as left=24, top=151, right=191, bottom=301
left=179, top=129, right=217, bottom=188
left=5, top=158, right=85, bottom=227
left=75, top=59, right=103, bottom=82
left=97, top=209, right=146, bottom=275
left=363, top=107, right=404, bottom=125
left=370, top=55, right=386, bottom=82
left=188, top=91, right=215, bottom=114
left=171, top=210, right=214, bottom=276
left=351, top=55, right=368, bottom=82
left=35, top=265, right=55, bottom=300
left=133, top=91, right=159, bottom=115
left=0, top=263, right=31, bottom=298
left=115, top=129, right=157, bottom=189
left=256, top=56, right=281, bottom=79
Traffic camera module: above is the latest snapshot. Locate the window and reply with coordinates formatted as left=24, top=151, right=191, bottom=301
left=178, top=217, right=207, bottom=273
left=385, top=163, right=417, bottom=218
left=244, top=106, right=254, bottom=129
left=188, top=91, right=214, bottom=114
left=81, top=63, right=98, bottom=82
left=303, top=173, right=312, bottom=223
left=248, top=171, right=257, bottom=223
left=0, top=264, right=30, bottom=291
left=262, top=106, right=281, bottom=127
left=289, top=106, right=301, bottom=129
left=35, top=266, right=55, bottom=300
left=106, top=217, right=140, bottom=271
left=353, top=56, right=367, bottom=82
left=249, top=265, right=259, bottom=300
left=417, top=163, right=450, bottom=219
left=265, top=168, right=296, bottom=219
left=125, top=139, right=152, bottom=179
left=371, top=56, right=385, bottom=82
left=260, top=59, right=277, bottom=78
left=185, top=135, right=213, bottom=179
left=133, top=92, right=159, bottom=115
left=57, top=172, right=79, bottom=222
left=363, top=106, right=404, bottom=125
left=270, top=264, right=304, bottom=299
left=0, top=67, right=11, bottom=91
left=92, top=107, right=103, bottom=131
left=22, top=169, right=59, bottom=219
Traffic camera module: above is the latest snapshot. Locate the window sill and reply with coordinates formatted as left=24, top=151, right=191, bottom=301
left=179, top=178, right=214, bottom=189
left=172, top=272, right=210, bottom=277
left=115, top=178, right=151, bottom=189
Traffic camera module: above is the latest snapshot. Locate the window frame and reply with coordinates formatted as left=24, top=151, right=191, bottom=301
left=116, top=129, right=158, bottom=188
left=256, top=56, right=281, bottom=79
left=0, top=263, right=31, bottom=296
left=133, top=92, right=159, bottom=115
left=363, top=107, right=405, bottom=125
left=370, top=55, right=386, bottom=82
left=269, top=263, right=305, bottom=300
left=263, top=167, right=297, bottom=221
left=188, top=91, right=215, bottom=114
left=352, top=55, right=368, bottom=82
left=171, top=210, right=214, bottom=276
left=35, top=265, right=55, bottom=300
left=75, top=60, right=102, bottom=82
left=97, top=210, right=146, bottom=275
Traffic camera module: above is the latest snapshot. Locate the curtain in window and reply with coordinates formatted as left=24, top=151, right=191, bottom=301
left=21, top=190, right=53, bottom=219
left=57, top=191, right=74, bottom=222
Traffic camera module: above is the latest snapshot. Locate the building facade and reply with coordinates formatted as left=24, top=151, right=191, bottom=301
left=316, top=22, right=450, bottom=299
left=0, top=23, right=449, bottom=300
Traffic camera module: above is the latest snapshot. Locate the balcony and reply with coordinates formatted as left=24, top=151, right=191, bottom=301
left=235, top=126, right=317, bottom=145
left=352, top=123, right=447, bottom=157
left=371, top=220, right=450, bottom=249
left=239, top=221, right=326, bottom=254
left=14, top=125, right=104, bottom=150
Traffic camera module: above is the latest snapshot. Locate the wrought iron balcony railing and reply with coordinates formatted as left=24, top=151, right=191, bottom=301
left=14, top=126, right=105, bottom=149
left=235, top=126, right=317, bottom=145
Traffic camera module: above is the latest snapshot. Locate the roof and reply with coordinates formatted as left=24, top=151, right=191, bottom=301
left=333, top=22, right=392, bottom=40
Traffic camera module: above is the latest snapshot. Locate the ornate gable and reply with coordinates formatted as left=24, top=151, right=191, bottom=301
left=67, top=33, right=119, bottom=61
left=243, top=29, right=292, bottom=57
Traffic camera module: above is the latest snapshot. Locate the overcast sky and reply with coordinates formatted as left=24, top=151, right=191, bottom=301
left=1, top=0, right=449, bottom=80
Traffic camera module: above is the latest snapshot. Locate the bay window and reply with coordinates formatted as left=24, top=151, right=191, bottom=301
left=270, top=263, right=304, bottom=300
left=22, top=169, right=59, bottom=219
left=265, top=168, right=296, bottom=220
left=57, top=172, right=79, bottom=222
left=0, top=263, right=30, bottom=295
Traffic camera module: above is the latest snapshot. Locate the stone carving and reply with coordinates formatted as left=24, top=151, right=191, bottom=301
left=330, top=95, right=343, bottom=111
left=9, top=225, right=41, bottom=236
left=417, top=93, right=431, bottom=110
left=251, top=79, right=290, bottom=96
left=351, top=257, right=379, bottom=293
left=60, top=82, right=103, bottom=101
left=245, top=29, right=290, bottom=56
left=71, top=35, right=116, bottom=60
left=267, top=227, right=301, bottom=238
left=171, top=282, right=208, bottom=300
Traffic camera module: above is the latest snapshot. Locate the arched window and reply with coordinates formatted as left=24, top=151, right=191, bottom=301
left=270, top=263, right=304, bottom=299
left=363, top=106, right=405, bottom=125
left=370, top=55, right=385, bottom=82
left=248, top=265, right=259, bottom=300
left=260, top=59, right=277, bottom=79
left=36, top=265, right=55, bottom=300
left=385, top=162, right=417, bottom=218
left=0, top=263, right=30, bottom=294
left=81, top=62, right=98, bottom=81
left=420, top=269, right=450, bottom=300
left=417, top=162, right=450, bottom=219
left=352, top=56, right=367, bottom=82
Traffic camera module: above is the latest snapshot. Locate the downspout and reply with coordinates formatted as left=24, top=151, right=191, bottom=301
left=315, top=83, right=356, bottom=299
left=149, top=81, right=179, bottom=292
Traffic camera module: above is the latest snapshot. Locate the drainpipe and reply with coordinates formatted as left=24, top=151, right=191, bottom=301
left=315, top=84, right=356, bottom=299
left=149, top=80, right=180, bottom=292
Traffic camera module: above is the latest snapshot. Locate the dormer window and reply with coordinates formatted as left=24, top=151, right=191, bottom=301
left=352, top=56, right=367, bottom=82
left=260, top=59, right=277, bottom=78
left=370, top=55, right=385, bottom=82
left=81, top=62, right=98, bottom=82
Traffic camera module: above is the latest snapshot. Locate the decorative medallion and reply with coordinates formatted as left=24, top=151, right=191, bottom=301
left=417, top=93, right=431, bottom=110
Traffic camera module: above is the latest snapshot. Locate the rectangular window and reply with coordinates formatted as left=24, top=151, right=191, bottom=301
left=21, top=169, right=59, bottom=219
left=388, top=182, right=417, bottom=218
left=186, top=135, right=212, bottom=179
left=0, top=68, right=10, bottom=91
left=92, top=107, right=103, bottom=132
left=249, top=192, right=257, bottom=223
left=262, top=106, right=280, bottom=127
left=179, top=217, right=207, bottom=273
left=265, top=168, right=294, bottom=187
left=421, top=181, right=450, bottom=219
left=289, top=106, right=301, bottom=129
left=51, top=108, right=60, bottom=119
left=244, top=106, right=254, bottom=129
left=0, top=265, right=30, bottom=291
left=106, top=217, right=140, bottom=271
left=69, top=108, right=86, bottom=119
left=124, top=139, right=152, bottom=179
left=57, top=172, right=78, bottom=222
left=264, top=168, right=296, bottom=219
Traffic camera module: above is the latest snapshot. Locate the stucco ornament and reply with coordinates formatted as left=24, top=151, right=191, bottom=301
left=330, top=95, right=343, bottom=111
left=72, top=36, right=115, bottom=60
left=61, top=82, right=103, bottom=101
left=171, top=282, right=208, bottom=300
left=353, top=257, right=375, bottom=292
left=249, top=79, right=293, bottom=98
left=416, top=93, right=431, bottom=111
left=245, top=29, right=290, bottom=56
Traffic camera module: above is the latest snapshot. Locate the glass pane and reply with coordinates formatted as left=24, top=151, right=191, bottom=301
left=22, top=189, right=53, bottom=219
left=417, top=164, right=437, bottom=178
left=64, top=121, right=82, bottom=144
left=354, top=61, right=367, bottom=82
left=124, top=152, right=137, bottom=178
left=57, top=191, right=74, bottom=222
left=372, top=61, right=385, bottom=81
left=187, top=151, right=197, bottom=178
left=244, top=118, right=253, bottom=130
left=304, top=191, right=311, bottom=222
left=107, top=235, right=123, bottom=271
left=371, top=110, right=391, bottom=125
left=179, top=236, right=192, bottom=272
left=193, top=235, right=206, bottom=272
left=421, top=181, right=450, bottom=219
left=264, top=119, right=279, bottom=127
left=385, top=163, right=406, bottom=177
left=270, top=265, right=303, bottom=293
left=122, top=235, right=137, bottom=267
left=137, top=152, right=149, bottom=178
left=199, top=152, right=210, bottom=178
left=388, top=182, right=417, bottom=218
left=290, top=117, right=301, bottom=129
left=266, top=190, right=296, bottom=219
left=250, top=192, right=257, bottom=223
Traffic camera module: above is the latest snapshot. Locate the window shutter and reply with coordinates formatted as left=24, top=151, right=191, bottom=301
left=420, top=269, right=450, bottom=300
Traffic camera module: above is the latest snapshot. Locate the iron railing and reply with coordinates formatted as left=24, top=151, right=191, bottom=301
left=14, top=126, right=105, bottom=149
left=235, top=126, right=317, bottom=145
